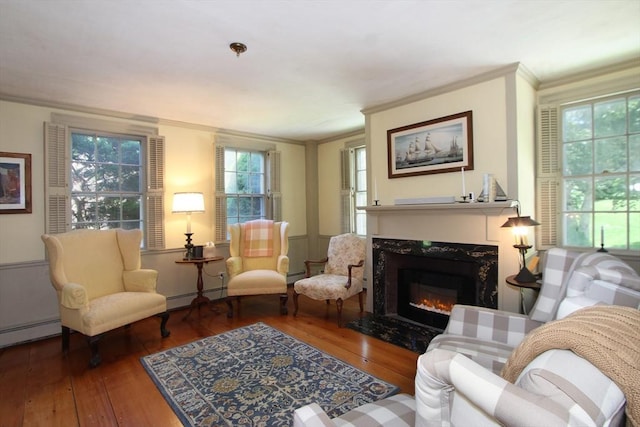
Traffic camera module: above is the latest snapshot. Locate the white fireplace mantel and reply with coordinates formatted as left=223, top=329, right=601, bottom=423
left=362, top=200, right=522, bottom=314
left=360, top=201, right=517, bottom=236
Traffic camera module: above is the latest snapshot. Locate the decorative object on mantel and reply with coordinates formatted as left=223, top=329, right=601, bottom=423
left=395, top=196, right=456, bottom=205
left=373, top=177, right=380, bottom=205
left=387, top=111, right=473, bottom=178
left=141, top=322, right=399, bottom=426
left=477, top=174, right=508, bottom=202
left=501, top=201, right=540, bottom=283
left=172, top=192, right=205, bottom=260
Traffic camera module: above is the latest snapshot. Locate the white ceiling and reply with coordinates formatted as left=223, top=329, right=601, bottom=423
left=1, top=0, right=639, bottom=141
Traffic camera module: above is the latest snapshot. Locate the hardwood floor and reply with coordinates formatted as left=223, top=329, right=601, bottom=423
left=0, top=289, right=419, bottom=426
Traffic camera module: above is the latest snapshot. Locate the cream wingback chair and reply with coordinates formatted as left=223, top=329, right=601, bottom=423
left=293, top=233, right=365, bottom=326
left=42, top=229, right=170, bottom=368
left=225, top=220, right=290, bottom=317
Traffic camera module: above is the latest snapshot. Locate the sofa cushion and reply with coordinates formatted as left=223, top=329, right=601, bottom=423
left=516, top=349, right=626, bottom=426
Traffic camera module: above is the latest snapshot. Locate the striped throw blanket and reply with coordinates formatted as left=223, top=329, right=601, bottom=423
left=243, top=220, right=274, bottom=257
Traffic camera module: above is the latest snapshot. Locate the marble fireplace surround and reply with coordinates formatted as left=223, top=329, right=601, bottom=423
left=372, top=238, right=498, bottom=328
left=363, top=201, right=521, bottom=314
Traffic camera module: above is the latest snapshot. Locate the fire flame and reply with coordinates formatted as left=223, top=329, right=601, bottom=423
left=411, top=297, right=455, bottom=315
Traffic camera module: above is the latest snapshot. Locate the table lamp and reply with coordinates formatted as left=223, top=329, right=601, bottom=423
left=501, top=204, right=540, bottom=283
left=172, top=192, right=205, bottom=260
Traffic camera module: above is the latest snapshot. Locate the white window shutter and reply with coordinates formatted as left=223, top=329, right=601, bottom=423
left=268, top=150, right=282, bottom=221
left=214, top=145, right=227, bottom=242
left=536, top=105, right=560, bottom=249
left=340, top=148, right=352, bottom=234
left=146, top=136, right=165, bottom=249
left=44, top=122, right=69, bottom=234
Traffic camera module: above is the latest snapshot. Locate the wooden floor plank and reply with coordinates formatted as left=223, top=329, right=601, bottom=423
left=1, top=290, right=421, bottom=426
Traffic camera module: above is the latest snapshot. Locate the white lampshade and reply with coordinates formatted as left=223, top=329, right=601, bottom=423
left=172, top=192, right=205, bottom=214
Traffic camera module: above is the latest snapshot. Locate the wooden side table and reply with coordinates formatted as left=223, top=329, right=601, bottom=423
left=176, top=256, right=224, bottom=319
left=506, top=274, right=541, bottom=315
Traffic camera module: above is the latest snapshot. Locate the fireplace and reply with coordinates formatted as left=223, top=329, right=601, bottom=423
left=373, top=238, right=498, bottom=329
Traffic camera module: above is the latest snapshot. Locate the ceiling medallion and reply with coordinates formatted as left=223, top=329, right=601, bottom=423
left=229, top=42, right=247, bottom=57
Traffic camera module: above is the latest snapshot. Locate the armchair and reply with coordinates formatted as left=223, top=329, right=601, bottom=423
left=293, top=249, right=640, bottom=426
left=225, top=220, right=290, bottom=317
left=419, top=249, right=640, bottom=426
left=42, top=229, right=170, bottom=368
left=293, top=233, right=365, bottom=326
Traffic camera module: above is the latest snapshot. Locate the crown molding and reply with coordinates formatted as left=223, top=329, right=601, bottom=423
left=361, top=63, right=523, bottom=115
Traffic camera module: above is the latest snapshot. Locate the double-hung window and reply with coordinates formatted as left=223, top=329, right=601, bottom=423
left=70, top=131, right=144, bottom=230
left=215, top=143, right=281, bottom=241
left=224, top=148, right=267, bottom=225
left=537, top=89, right=639, bottom=251
left=44, top=119, right=165, bottom=249
left=341, top=143, right=367, bottom=235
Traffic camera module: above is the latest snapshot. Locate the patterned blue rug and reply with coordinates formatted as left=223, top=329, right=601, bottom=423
left=141, top=322, right=399, bottom=426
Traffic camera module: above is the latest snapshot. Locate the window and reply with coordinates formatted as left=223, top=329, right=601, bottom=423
left=70, top=131, right=144, bottom=230
left=224, top=148, right=267, bottom=225
left=560, top=92, right=639, bottom=250
left=353, top=146, right=367, bottom=235
left=341, top=144, right=367, bottom=235
left=45, top=119, right=165, bottom=249
left=214, top=143, right=281, bottom=242
left=537, top=88, right=639, bottom=252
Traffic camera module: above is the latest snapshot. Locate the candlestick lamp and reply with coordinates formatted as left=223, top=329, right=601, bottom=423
left=172, top=192, right=205, bottom=259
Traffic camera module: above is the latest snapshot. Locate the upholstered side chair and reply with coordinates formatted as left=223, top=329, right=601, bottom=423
left=225, top=220, right=290, bottom=317
left=42, top=229, right=170, bottom=368
left=293, top=233, right=366, bottom=326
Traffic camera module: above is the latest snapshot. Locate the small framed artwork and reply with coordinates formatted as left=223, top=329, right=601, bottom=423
left=0, top=152, right=32, bottom=214
left=387, top=111, right=473, bottom=178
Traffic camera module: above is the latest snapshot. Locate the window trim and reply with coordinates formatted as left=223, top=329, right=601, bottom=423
left=44, top=119, right=165, bottom=249
left=536, top=75, right=640, bottom=253
left=340, top=138, right=366, bottom=235
left=214, top=135, right=280, bottom=242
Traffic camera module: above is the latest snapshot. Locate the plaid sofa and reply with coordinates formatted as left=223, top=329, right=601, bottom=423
left=293, top=249, right=640, bottom=426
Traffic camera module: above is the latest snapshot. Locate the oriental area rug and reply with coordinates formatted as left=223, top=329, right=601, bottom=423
left=141, top=322, right=399, bottom=426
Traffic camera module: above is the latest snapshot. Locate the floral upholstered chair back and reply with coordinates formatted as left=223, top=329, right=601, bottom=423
left=324, top=233, right=366, bottom=280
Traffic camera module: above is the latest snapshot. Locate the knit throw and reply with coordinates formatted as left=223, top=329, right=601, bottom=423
left=243, top=219, right=274, bottom=257
left=501, top=305, right=640, bottom=426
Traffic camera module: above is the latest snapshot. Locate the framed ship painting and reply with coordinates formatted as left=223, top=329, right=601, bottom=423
left=387, top=111, right=473, bottom=178
left=0, top=152, right=32, bottom=214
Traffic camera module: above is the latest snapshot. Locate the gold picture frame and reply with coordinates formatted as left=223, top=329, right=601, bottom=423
left=387, top=111, right=474, bottom=178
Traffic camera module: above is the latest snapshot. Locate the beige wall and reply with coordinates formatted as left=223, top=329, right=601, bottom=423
left=367, top=77, right=511, bottom=204
left=0, top=100, right=308, bottom=263
left=316, top=133, right=365, bottom=236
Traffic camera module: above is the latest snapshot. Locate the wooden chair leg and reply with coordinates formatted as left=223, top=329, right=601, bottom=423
left=88, top=335, right=102, bottom=368
left=280, top=294, right=288, bottom=315
left=158, top=311, right=170, bottom=337
left=336, top=298, right=344, bottom=327
left=293, top=291, right=299, bottom=316
left=226, top=298, right=234, bottom=318
left=61, top=326, right=70, bottom=354
left=358, top=292, right=364, bottom=312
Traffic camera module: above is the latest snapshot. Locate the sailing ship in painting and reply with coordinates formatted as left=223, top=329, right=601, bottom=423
left=395, top=130, right=464, bottom=169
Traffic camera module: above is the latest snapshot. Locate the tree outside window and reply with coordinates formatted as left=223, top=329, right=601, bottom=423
left=71, top=131, right=144, bottom=231
left=224, top=148, right=266, bottom=225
